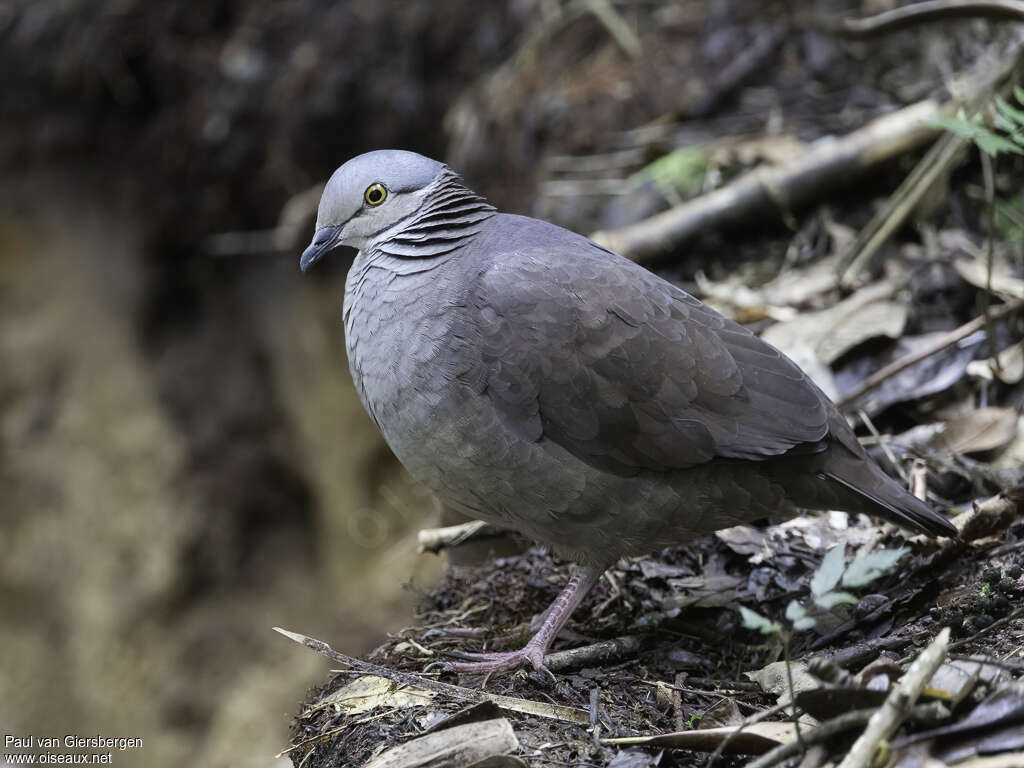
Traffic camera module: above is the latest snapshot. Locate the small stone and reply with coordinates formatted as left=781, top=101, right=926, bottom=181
left=999, top=578, right=1017, bottom=594
left=983, top=567, right=1001, bottom=584
left=1005, top=564, right=1022, bottom=579
left=974, top=613, right=994, bottom=629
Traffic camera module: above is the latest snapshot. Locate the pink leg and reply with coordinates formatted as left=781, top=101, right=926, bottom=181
left=443, top=564, right=604, bottom=675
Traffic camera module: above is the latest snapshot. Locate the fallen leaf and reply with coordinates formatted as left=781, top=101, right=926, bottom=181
left=933, top=407, right=1019, bottom=455
left=762, top=280, right=907, bottom=365
left=746, top=661, right=821, bottom=705
left=835, top=331, right=984, bottom=416
left=955, top=257, right=1024, bottom=300
left=314, top=674, right=435, bottom=716
left=967, top=341, right=1024, bottom=384
left=716, top=525, right=768, bottom=560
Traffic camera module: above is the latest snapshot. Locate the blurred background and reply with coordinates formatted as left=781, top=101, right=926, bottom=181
left=2, top=1, right=1020, bottom=766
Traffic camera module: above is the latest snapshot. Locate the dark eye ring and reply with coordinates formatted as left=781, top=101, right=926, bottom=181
left=364, top=183, right=387, bottom=206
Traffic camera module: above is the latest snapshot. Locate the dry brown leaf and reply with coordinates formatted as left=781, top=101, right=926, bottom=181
left=967, top=342, right=1024, bottom=384
left=761, top=280, right=907, bottom=366
left=955, top=257, right=1024, bottom=300
left=313, top=675, right=436, bottom=716
left=933, top=407, right=1018, bottom=455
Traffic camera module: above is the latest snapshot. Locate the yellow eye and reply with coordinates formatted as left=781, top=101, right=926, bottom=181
left=364, top=183, right=387, bottom=206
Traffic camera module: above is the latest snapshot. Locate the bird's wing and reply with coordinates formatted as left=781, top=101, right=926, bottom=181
left=462, top=243, right=830, bottom=475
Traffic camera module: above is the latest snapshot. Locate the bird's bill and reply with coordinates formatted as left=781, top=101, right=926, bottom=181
left=300, top=225, right=343, bottom=272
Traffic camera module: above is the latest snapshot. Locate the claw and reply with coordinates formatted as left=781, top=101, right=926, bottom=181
left=436, top=565, right=605, bottom=680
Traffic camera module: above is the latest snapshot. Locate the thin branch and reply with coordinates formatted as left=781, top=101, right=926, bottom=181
left=823, top=0, right=1024, bottom=38
left=835, top=299, right=1024, bottom=410
left=836, top=628, right=950, bottom=768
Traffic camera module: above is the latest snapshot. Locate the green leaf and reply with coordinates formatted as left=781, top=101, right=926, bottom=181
left=813, top=591, right=859, bottom=610
left=786, top=600, right=807, bottom=622
left=841, top=548, right=908, bottom=588
left=994, top=112, right=1017, bottom=134
left=630, top=148, right=707, bottom=200
left=927, top=114, right=982, bottom=140
left=738, top=606, right=782, bottom=635
left=996, top=97, right=1024, bottom=127
left=975, top=128, right=1024, bottom=157
left=785, top=600, right=817, bottom=631
left=1015, top=86, right=1024, bottom=105
left=811, top=542, right=846, bottom=596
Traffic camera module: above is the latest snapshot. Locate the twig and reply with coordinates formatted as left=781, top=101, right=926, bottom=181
left=417, top=521, right=509, bottom=554
left=836, top=628, right=950, bottom=768
left=543, top=634, right=644, bottom=672
left=578, top=0, right=642, bottom=58
left=857, top=409, right=908, bottom=484
left=835, top=299, right=1024, bottom=410
left=838, top=131, right=968, bottom=288
left=592, top=99, right=943, bottom=264
left=823, top=0, right=1024, bottom=38
left=948, top=653, right=1024, bottom=672
left=273, top=627, right=590, bottom=725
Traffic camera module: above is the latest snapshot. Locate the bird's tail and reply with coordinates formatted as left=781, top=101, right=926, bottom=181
left=822, top=449, right=957, bottom=539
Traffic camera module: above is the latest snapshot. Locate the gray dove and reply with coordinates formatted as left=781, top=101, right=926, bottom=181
left=300, top=149, right=955, bottom=675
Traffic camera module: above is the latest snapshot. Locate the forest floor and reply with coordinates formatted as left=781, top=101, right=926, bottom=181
left=278, top=2, right=1024, bottom=766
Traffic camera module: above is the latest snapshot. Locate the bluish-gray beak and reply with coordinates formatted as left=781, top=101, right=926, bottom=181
left=300, top=225, right=343, bottom=272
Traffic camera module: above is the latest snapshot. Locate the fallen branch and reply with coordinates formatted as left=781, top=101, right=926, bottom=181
left=836, top=628, right=950, bottom=768
left=273, top=627, right=590, bottom=725
left=835, top=299, right=1024, bottom=411
left=591, top=99, right=942, bottom=264
left=592, top=32, right=1024, bottom=265
left=544, top=634, right=643, bottom=672
left=947, top=484, right=1024, bottom=542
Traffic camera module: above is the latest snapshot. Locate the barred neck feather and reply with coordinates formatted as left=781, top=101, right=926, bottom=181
left=373, top=169, right=496, bottom=259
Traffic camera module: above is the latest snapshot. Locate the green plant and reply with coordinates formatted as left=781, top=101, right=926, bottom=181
left=928, top=86, right=1024, bottom=159
left=629, top=147, right=706, bottom=205
left=738, top=542, right=908, bottom=635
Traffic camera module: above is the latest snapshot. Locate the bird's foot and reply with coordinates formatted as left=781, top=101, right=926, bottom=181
left=442, top=639, right=549, bottom=676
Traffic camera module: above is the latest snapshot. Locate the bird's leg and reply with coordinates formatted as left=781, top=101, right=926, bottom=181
left=442, top=564, right=604, bottom=675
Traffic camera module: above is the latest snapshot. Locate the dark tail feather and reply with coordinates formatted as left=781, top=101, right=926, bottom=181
left=825, top=453, right=957, bottom=539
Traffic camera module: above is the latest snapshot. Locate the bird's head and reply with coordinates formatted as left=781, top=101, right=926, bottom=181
left=300, top=149, right=447, bottom=271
